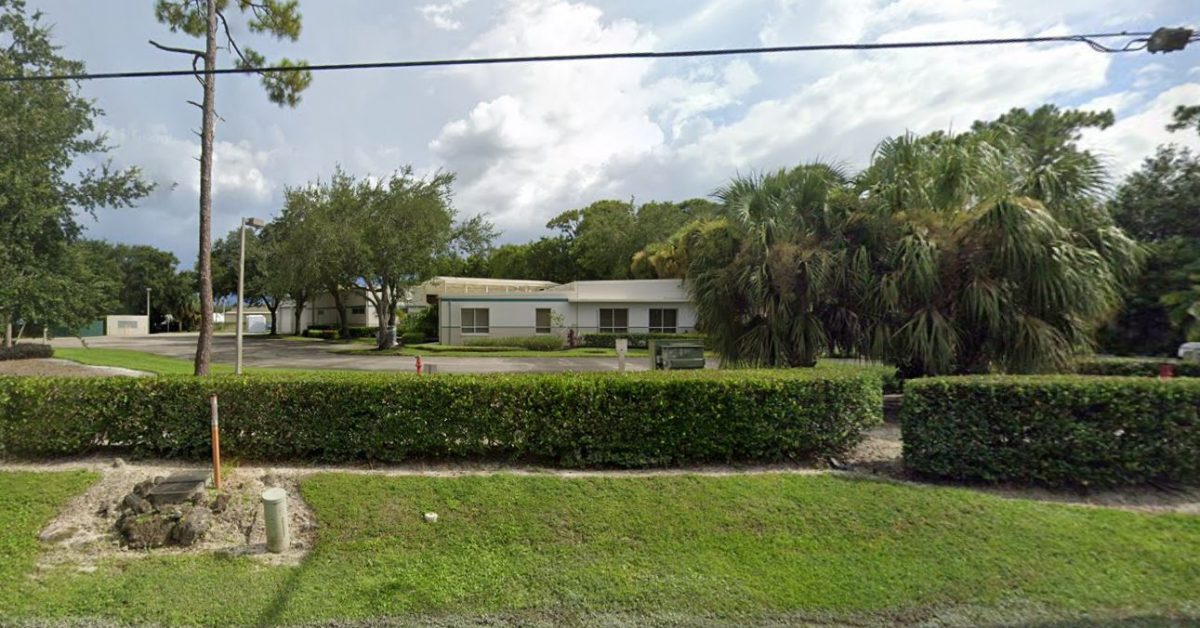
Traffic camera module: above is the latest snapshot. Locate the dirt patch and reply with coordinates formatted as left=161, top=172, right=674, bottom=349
left=33, top=460, right=315, bottom=574
left=0, top=358, right=148, bottom=378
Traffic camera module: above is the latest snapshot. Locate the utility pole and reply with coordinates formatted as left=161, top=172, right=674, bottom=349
left=236, top=217, right=265, bottom=375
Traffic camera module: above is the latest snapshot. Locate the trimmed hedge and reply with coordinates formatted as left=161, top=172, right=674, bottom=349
left=0, top=368, right=883, bottom=467
left=304, top=325, right=376, bottom=339
left=902, top=376, right=1200, bottom=487
left=581, top=332, right=708, bottom=349
left=464, top=336, right=565, bottom=351
left=401, top=331, right=426, bottom=345
left=0, top=344, right=54, bottom=361
left=1074, top=357, right=1200, bottom=378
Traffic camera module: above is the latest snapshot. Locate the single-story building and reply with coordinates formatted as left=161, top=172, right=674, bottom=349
left=272, top=277, right=698, bottom=345
left=437, top=279, right=697, bottom=345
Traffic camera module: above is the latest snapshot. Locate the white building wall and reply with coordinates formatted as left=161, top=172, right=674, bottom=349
left=438, top=299, right=696, bottom=345
left=573, top=302, right=697, bottom=335
left=104, top=315, right=149, bottom=337
left=276, top=290, right=380, bottom=335
left=439, top=298, right=571, bottom=345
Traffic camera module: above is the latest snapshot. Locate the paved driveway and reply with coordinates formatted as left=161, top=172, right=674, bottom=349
left=51, top=333, right=650, bottom=374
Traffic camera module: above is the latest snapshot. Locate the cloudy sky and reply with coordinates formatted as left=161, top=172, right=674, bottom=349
left=27, top=0, right=1200, bottom=265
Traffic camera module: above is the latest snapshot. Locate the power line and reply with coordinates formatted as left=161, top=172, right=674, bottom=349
left=0, top=30, right=1186, bottom=84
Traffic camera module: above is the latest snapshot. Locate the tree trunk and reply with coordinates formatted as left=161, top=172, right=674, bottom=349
left=193, top=0, right=219, bottom=376
left=329, top=287, right=349, bottom=339
left=291, top=293, right=306, bottom=336
left=266, top=299, right=279, bottom=336
left=376, top=282, right=395, bottom=350
left=2, top=313, right=11, bottom=348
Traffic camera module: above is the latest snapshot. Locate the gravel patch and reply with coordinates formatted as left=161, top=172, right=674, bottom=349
left=30, top=460, right=315, bottom=574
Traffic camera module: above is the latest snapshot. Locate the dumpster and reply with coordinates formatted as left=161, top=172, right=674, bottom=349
left=648, top=339, right=705, bottom=370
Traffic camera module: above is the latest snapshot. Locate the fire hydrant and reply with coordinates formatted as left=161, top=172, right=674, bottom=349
left=415, top=355, right=423, bottom=375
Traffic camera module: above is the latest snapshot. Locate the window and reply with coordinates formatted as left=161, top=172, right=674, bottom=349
left=649, top=308, right=677, bottom=333
left=461, top=308, right=489, bottom=335
left=351, top=306, right=366, bottom=315
left=535, top=308, right=552, bottom=334
left=599, top=308, right=628, bottom=333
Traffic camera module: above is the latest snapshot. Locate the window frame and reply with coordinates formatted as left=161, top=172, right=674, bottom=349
left=460, top=307, right=490, bottom=335
left=535, top=308, right=553, bottom=334
left=649, top=308, right=678, bottom=334
left=599, top=308, right=629, bottom=333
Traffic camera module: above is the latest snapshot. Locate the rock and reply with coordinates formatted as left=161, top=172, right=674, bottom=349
left=423, top=512, right=438, bottom=523
left=121, top=492, right=153, bottom=516
left=209, top=492, right=232, bottom=514
left=111, top=458, right=126, bottom=468
left=118, top=514, right=175, bottom=549
left=38, top=523, right=77, bottom=544
left=122, top=493, right=154, bottom=515
left=171, top=507, right=211, bottom=546
left=132, top=480, right=156, bottom=498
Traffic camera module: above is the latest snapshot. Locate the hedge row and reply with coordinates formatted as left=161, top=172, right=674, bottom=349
left=1074, top=357, right=1200, bottom=378
left=464, top=336, right=565, bottom=351
left=0, top=368, right=884, bottom=467
left=0, top=344, right=54, bottom=361
left=581, top=332, right=708, bottom=349
left=304, top=325, right=377, bottom=339
left=901, top=376, right=1200, bottom=488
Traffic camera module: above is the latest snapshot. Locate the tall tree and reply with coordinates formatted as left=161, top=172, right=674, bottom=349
left=1104, top=145, right=1200, bottom=354
left=682, top=106, right=1139, bottom=375
left=354, top=168, right=460, bottom=349
left=0, top=0, right=151, bottom=345
left=278, top=174, right=360, bottom=339
left=152, top=0, right=311, bottom=374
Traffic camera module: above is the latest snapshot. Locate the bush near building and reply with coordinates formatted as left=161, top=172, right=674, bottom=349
left=0, top=368, right=884, bottom=466
left=902, top=376, right=1200, bottom=487
left=0, top=344, right=53, bottom=361
left=581, top=332, right=708, bottom=349
left=303, top=325, right=376, bottom=340
left=464, top=336, right=565, bottom=351
left=1074, top=356, right=1200, bottom=377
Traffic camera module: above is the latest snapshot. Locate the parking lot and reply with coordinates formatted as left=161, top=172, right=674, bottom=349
left=49, top=333, right=649, bottom=374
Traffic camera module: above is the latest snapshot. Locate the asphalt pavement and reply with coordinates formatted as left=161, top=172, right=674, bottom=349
left=50, top=333, right=651, bottom=374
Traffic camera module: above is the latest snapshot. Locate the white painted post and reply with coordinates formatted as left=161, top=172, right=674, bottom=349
left=615, top=337, right=628, bottom=373
left=262, top=487, right=289, bottom=553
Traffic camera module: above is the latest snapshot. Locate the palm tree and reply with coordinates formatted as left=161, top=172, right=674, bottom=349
left=683, top=106, right=1140, bottom=375
left=857, top=123, right=1139, bottom=375
left=688, top=164, right=853, bottom=367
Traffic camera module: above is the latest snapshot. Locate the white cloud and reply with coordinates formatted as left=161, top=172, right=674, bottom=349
left=430, top=0, right=756, bottom=232
left=419, top=0, right=471, bottom=31
left=1081, top=83, right=1200, bottom=177
left=1132, top=62, right=1169, bottom=89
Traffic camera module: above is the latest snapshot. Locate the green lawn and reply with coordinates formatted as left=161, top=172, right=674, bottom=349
left=52, top=348, right=327, bottom=376
left=342, top=343, right=654, bottom=358
left=2, top=472, right=1198, bottom=626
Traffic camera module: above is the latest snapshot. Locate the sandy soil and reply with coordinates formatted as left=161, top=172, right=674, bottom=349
left=0, top=358, right=149, bottom=378
left=30, top=460, right=315, bottom=574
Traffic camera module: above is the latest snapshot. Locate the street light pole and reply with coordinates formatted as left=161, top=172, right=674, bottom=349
left=236, top=217, right=265, bottom=375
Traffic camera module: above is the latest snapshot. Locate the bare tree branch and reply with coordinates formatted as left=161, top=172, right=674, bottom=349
left=148, top=39, right=204, bottom=58
left=216, top=9, right=253, bottom=69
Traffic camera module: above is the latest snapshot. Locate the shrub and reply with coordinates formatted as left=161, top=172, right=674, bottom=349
left=582, top=332, right=708, bottom=349
left=465, top=336, right=564, bottom=351
left=401, top=331, right=426, bottom=345
left=902, top=376, right=1200, bottom=487
left=1074, top=357, right=1200, bottom=378
left=0, top=344, right=54, bottom=361
left=0, top=367, right=884, bottom=467
left=304, top=325, right=376, bottom=339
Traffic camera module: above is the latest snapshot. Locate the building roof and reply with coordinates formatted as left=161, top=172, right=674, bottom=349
left=544, top=279, right=690, bottom=303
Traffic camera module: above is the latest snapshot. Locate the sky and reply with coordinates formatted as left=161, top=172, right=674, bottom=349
left=25, top=0, right=1200, bottom=266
